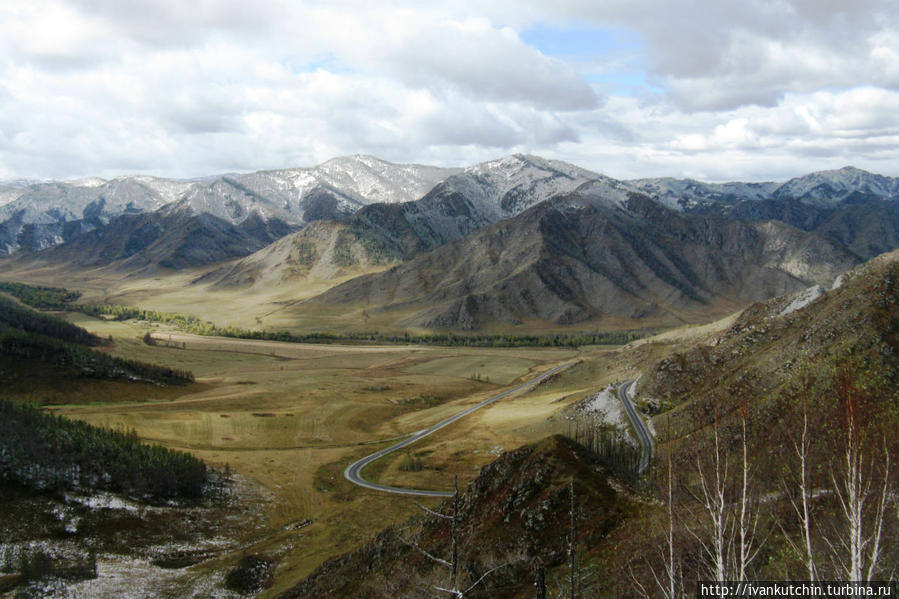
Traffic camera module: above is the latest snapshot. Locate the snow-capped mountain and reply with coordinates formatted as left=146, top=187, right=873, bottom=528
left=629, top=166, right=899, bottom=210
left=0, top=179, right=44, bottom=207
left=4, top=156, right=899, bottom=267
left=346, top=154, right=618, bottom=260
left=198, top=157, right=635, bottom=289
left=182, top=155, right=461, bottom=226
left=0, top=176, right=187, bottom=225
left=454, top=153, right=604, bottom=219
left=0, top=176, right=193, bottom=254
left=628, top=177, right=779, bottom=210
left=771, top=166, right=899, bottom=204
left=0, top=156, right=458, bottom=255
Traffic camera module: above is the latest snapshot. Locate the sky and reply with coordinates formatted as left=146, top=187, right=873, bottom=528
left=1, top=0, right=897, bottom=182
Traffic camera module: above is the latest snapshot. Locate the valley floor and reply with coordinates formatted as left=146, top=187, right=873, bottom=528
left=16, top=312, right=655, bottom=597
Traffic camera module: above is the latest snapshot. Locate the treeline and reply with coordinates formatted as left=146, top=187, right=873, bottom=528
left=85, top=303, right=651, bottom=347
left=0, top=295, right=99, bottom=346
left=0, top=327, right=194, bottom=384
left=0, top=400, right=208, bottom=502
left=81, top=303, right=209, bottom=331
left=0, top=295, right=193, bottom=385
left=0, top=281, right=81, bottom=310
left=1, top=281, right=653, bottom=347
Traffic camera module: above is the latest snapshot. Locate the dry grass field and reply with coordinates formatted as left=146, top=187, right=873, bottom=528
left=0, top=265, right=696, bottom=594
left=42, top=312, right=623, bottom=596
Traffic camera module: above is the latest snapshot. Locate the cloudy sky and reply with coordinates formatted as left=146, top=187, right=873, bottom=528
left=1, top=0, right=897, bottom=182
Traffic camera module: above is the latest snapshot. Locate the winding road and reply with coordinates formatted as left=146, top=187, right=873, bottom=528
left=617, top=379, right=654, bottom=473
left=343, top=362, right=575, bottom=497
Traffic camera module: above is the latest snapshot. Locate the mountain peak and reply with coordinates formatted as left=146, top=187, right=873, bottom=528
left=773, top=165, right=899, bottom=204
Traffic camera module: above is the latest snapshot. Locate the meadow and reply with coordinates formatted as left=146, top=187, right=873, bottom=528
left=0, top=267, right=698, bottom=594
left=45, top=312, right=622, bottom=596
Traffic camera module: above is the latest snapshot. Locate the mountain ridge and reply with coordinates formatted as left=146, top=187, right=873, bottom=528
left=303, top=189, right=857, bottom=330
left=0, top=156, right=459, bottom=255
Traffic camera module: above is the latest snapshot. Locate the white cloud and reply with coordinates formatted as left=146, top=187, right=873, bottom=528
left=372, top=17, right=599, bottom=109
left=0, top=1, right=898, bottom=182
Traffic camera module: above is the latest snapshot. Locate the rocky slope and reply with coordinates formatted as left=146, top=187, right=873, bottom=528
left=637, top=249, right=899, bottom=432
left=193, top=220, right=384, bottom=289
left=689, top=196, right=899, bottom=259
left=306, top=186, right=858, bottom=330
left=340, top=154, right=623, bottom=261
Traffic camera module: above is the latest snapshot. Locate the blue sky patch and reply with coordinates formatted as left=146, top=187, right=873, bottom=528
left=521, top=24, right=641, bottom=58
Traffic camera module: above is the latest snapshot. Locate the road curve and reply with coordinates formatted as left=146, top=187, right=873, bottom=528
left=344, top=362, right=576, bottom=497
left=617, top=379, right=654, bottom=473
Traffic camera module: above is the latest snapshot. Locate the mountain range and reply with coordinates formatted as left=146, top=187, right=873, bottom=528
left=0, top=155, right=458, bottom=256
left=307, top=185, right=856, bottom=329
left=3, top=155, right=899, bottom=332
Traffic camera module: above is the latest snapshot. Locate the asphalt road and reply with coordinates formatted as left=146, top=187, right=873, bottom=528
left=343, top=361, right=575, bottom=497
left=617, top=379, right=654, bottom=473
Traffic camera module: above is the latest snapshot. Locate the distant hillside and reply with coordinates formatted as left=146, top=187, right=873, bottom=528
left=633, top=166, right=899, bottom=260
left=689, top=196, right=899, bottom=259
left=306, top=187, right=857, bottom=330
left=24, top=204, right=297, bottom=271
left=194, top=220, right=388, bottom=290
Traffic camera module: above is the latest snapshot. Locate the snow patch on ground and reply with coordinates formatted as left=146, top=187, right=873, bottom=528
left=779, top=285, right=824, bottom=317
left=65, top=556, right=241, bottom=599
left=64, top=492, right=144, bottom=513
left=577, top=386, right=626, bottom=427
left=645, top=415, right=657, bottom=438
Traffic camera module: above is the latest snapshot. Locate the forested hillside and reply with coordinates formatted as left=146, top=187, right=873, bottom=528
left=0, top=292, right=193, bottom=384
left=0, top=401, right=210, bottom=502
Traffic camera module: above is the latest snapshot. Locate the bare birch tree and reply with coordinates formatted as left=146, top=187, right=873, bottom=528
left=688, top=405, right=762, bottom=583
left=734, top=404, right=762, bottom=581
left=631, top=415, right=683, bottom=599
left=662, top=443, right=683, bottom=598
left=690, top=413, right=729, bottom=582
left=827, top=372, right=892, bottom=581
left=782, top=384, right=817, bottom=581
